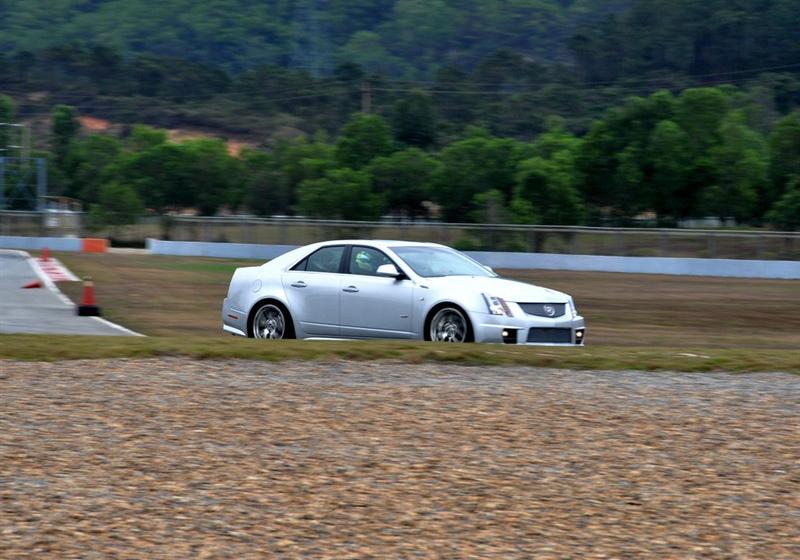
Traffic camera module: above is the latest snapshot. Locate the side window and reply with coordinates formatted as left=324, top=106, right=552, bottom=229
left=304, top=246, right=345, bottom=273
left=349, top=246, right=393, bottom=276
left=291, top=258, right=307, bottom=271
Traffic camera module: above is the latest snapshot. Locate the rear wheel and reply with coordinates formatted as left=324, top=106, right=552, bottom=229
left=251, top=303, right=292, bottom=339
left=428, top=306, right=471, bottom=343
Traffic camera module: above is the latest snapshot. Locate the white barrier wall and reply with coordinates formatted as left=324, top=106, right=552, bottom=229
left=0, top=236, right=82, bottom=252
left=146, top=239, right=297, bottom=260
left=467, top=251, right=800, bottom=280
left=146, top=239, right=800, bottom=280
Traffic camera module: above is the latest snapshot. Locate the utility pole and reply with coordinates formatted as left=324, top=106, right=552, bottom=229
left=361, top=80, right=372, bottom=114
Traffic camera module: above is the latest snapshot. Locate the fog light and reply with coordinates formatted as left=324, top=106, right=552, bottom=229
left=502, top=330, right=509, bottom=337
left=502, top=329, right=518, bottom=344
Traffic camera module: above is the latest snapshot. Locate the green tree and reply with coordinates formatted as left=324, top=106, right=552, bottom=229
left=515, top=154, right=586, bottom=225
left=337, top=31, right=407, bottom=76
left=89, top=181, right=144, bottom=230
left=241, top=149, right=286, bottom=216
left=0, top=95, right=14, bottom=151
left=676, top=88, right=729, bottom=154
left=508, top=196, right=539, bottom=225
left=470, top=189, right=508, bottom=223
left=768, top=111, right=800, bottom=209
left=577, top=91, right=677, bottom=221
left=432, top=129, right=533, bottom=221
left=127, top=124, right=167, bottom=151
left=335, top=113, right=395, bottom=169
left=51, top=105, right=80, bottom=168
left=367, top=147, right=439, bottom=217
left=515, top=122, right=585, bottom=225
left=274, top=137, right=336, bottom=212
left=181, top=139, right=243, bottom=215
left=108, top=138, right=240, bottom=214
left=108, top=143, right=192, bottom=212
left=647, top=120, right=690, bottom=221
left=392, top=90, right=437, bottom=148
left=296, top=168, right=384, bottom=220
left=64, top=134, right=123, bottom=203
left=766, top=177, right=800, bottom=230
left=702, top=112, right=767, bottom=222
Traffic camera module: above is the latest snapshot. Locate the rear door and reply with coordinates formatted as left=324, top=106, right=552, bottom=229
left=340, top=245, right=415, bottom=338
left=281, top=245, right=346, bottom=336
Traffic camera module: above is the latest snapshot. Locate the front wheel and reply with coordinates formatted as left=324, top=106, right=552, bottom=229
left=429, top=307, right=471, bottom=343
left=252, top=303, right=289, bottom=339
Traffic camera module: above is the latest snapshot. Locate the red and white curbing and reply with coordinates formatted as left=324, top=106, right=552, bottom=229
left=35, top=257, right=80, bottom=283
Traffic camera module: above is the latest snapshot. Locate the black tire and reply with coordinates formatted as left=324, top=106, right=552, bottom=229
left=248, top=300, right=296, bottom=339
left=425, top=303, right=474, bottom=343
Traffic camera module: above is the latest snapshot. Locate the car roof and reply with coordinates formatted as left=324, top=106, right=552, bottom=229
left=310, top=239, right=447, bottom=250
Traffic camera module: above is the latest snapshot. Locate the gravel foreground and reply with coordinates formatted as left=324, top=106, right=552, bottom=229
left=1, top=359, right=798, bottom=559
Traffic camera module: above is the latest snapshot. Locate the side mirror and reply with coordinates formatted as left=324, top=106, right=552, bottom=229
left=377, top=263, right=403, bottom=278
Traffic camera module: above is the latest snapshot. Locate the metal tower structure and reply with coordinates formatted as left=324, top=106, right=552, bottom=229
left=0, top=122, right=47, bottom=211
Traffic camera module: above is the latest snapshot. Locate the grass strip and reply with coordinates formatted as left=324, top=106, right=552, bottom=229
left=1, top=335, right=797, bottom=373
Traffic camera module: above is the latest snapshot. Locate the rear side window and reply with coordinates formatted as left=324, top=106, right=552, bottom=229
left=293, top=246, right=345, bottom=273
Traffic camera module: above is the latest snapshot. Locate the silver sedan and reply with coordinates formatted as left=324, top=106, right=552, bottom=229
left=221, top=240, right=586, bottom=345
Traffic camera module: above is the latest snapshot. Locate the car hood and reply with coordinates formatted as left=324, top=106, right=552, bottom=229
left=422, top=275, right=570, bottom=303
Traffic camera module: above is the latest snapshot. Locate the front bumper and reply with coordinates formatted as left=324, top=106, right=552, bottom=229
left=471, top=311, right=586, bottom=345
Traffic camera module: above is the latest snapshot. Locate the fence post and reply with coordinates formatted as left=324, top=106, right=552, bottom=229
left=708, top=234, right=717, bottom=258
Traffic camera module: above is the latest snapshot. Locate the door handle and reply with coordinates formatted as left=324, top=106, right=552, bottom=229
left=290, top=281, right=307, bottom=288
left=342, top=285, right=359, bottom=293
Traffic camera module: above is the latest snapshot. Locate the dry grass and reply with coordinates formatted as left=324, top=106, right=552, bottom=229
left=58, top=253, right=260, bottom=337
left=1, top=335, right=799, bottom=372
left=508, top=269, right=800, bottom=349
left=55, top=252, right=800, bottom=349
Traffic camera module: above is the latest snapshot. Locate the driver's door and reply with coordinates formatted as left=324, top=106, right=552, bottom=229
left=339, top=245, right=415, bottom=338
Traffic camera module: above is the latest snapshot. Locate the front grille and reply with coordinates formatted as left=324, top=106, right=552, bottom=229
left=519, top=303, right=566, bottom=318
left=527, top=328, right=572, bottom=344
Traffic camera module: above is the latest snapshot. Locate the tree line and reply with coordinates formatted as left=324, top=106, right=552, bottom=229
left=3, top=85, right=798, bottom=230
left=4, top=42, right=800, bottom=147
left=2, top=0, right=796, bottom=82
left=0, top=0, right=628, bottom=76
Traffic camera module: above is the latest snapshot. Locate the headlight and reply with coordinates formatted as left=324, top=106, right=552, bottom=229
left=482, top=293, right=514, bottom=317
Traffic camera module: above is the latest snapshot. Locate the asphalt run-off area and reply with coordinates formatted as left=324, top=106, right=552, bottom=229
left=0, top=250, right=135, bottom=336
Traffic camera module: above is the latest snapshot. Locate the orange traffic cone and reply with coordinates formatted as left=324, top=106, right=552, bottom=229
left=41, top=247, right=50, bottom=261
left=22, top=279, right=43, bottom=289
left=77, top=277, right=101, bottom=316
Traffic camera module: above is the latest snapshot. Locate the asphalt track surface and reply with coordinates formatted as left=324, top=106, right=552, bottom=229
left=0, top=250, right=136, bottom=336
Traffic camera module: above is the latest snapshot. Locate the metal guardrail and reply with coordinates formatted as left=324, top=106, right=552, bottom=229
left=0, top=210, right=83, bottom=237
left=163, top=217, right=799, bottom=261
left=1, top=212, right=798, bottom=260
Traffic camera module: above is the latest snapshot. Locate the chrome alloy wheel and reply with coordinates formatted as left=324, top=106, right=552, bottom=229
left=430, top=307, right=468, bottom=342
left=253, top=304, right=286, bottom=339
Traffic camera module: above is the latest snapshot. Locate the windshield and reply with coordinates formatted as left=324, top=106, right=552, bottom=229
left=391, top=246, right=495, bottom=278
